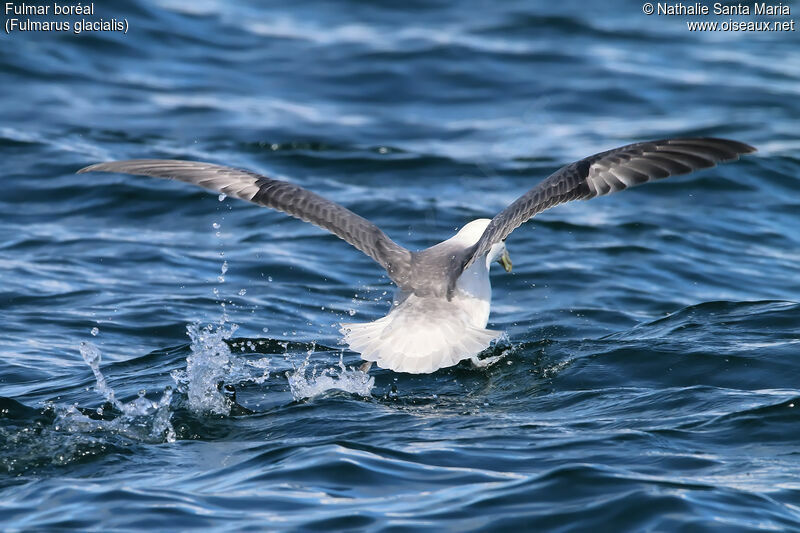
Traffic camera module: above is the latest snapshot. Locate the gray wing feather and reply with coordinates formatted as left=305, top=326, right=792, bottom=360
left=454, top=137, right=755, bottom=286
left=78, top=160, right=413, bottom=284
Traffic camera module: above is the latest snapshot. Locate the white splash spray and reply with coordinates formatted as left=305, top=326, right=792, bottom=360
left=74, top=341, right=177, bottom=442
left=287, top=351, right=374, bottom=400
left=170, top=321, right=270, bottom=415
left=68, top=253, right=374, bottom=443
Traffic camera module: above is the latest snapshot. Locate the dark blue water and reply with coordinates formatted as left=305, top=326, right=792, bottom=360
left=2, top=0, right=800, bottom=530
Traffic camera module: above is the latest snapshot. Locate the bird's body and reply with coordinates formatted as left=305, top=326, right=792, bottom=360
left=342, top=219, right=503, bottom=373
left=79, top=137, right=755, bottom=373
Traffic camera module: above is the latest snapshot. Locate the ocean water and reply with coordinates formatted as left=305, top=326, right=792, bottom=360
left=2, top=0, right=800, bottom=530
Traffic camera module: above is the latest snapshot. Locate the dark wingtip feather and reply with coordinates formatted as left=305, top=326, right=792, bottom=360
left=733, top=140, right=757, bottom=154
left=77, top=160, right=183, bottom=175
left=76, top=163, right=98, bottom=174
left=77, top=161, right=134, bottom=174
left=706, top=137, right=757, bottom=153
left=671, top=137, right=757, bottom=156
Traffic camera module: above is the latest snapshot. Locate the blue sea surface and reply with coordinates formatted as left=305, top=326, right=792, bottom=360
left=2, top=0, right=799, bottom=530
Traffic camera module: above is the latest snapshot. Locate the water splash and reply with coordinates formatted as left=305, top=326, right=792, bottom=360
left=71, top=341, right=177, bottom=442
left=169, top=319, right=270, bottom=415
left=70, top=322, right=273, bottom=446
left=287, top=352, right=374, bottom=400
left=81, top=341, right=175, bottom=424
left=170, top=321, right=266, bottom=416
left=80, top=341, right=119, bottom=408
left=66, top=250, right=370, bottom=442
left=183, top=322, right=237, bottom=414
left=471, top=333, right=513, bottom=369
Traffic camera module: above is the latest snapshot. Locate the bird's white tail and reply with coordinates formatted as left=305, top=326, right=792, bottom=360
left=340, top=296, right=502, bottom=374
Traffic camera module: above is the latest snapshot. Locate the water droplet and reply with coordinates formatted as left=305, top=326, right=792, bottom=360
left=90, top=327, right=99, bottom=336
left=212, top=222, right=220, bottom=229
left=262, top=327, right=269, bottom=333
left=238, top=289, right=246, bottom=296
left=218, top=193, right=227, bottom=201
left=348, top=309, right=356, bottom=316
left=80, top=341, right=101, bottom=366
left=267, top=276, right=273, bottom=282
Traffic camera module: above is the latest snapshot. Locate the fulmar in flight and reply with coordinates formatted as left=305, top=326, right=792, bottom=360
left=79, top=137, right=755, bottom=373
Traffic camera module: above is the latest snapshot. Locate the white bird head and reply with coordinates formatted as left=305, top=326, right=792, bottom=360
left=452, top=219, right=512, bottom=273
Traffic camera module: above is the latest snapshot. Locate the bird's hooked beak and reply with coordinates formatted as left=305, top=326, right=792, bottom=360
left=497, top=249, right=512, bottom=273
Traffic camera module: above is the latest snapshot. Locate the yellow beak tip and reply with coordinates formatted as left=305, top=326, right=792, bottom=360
left=498, top=253, right=512, bottom=273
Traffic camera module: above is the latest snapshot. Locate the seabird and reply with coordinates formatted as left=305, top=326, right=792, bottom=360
left=79, top=137, right=755, bottom=373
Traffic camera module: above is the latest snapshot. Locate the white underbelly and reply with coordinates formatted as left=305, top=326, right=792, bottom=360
left=450, top=291, right=491, bottom=328
left=341, top=291, right=500, bottom=374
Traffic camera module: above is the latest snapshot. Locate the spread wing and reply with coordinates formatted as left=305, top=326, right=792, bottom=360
left=78, top=160, right=413, bottom=284
left=456, top=137, right=755, bottom=280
